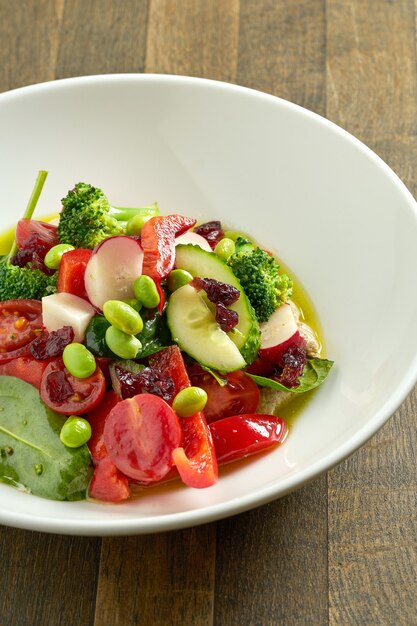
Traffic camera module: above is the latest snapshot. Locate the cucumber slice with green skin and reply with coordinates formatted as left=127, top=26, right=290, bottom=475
left=167, top=284, right=247, bottom=372
left=175, top=244, right=260, bottom=363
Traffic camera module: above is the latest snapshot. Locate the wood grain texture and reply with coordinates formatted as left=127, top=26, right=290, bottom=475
left=327, top=2, right=417, bottom=624
left=0, top=527, right=100, bottom=626
left=214, top=480, right=328, bottom=626
left=145, top=0, right=239, bottom=81
left=55, top=0, right=149, bottom=78
left=95, top=526, right=216, bottom=626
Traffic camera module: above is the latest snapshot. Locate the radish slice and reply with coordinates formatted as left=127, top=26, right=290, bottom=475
left=175, top=231, right=212, bottom=252
left=84, top=236, right=144, bottom=310
left=42, top=292, right=95, bottom=343
left=259, top=302, right=304, bottom=364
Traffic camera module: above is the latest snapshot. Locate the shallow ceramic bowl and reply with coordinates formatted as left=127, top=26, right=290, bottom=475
left=0, top=75, right=416, bottom=536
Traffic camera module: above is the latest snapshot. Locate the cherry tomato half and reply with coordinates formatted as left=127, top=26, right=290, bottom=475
left=40, top=358, right=106, bottom=415
left=103, top=393, right=182, bottom=483
left=188, top=365, right=260, bottom=424
left=89, top=457, right=129, bottom=503
left=0, top=299, right=43, bottom=362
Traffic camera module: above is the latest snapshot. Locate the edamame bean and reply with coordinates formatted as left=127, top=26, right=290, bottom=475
left=60, top=416, right=92, bottom=448
left=167, top=269, right=193, bottom=292
left=105, top=325, right=142, bottom=359
left=44, top=243, right=75, bottom=270
left=223, top=230, right=248, bottom=242
left=214, top=237, right=235, bottom=261
left=172, top=386, right=208, bottom=417
left=103, top=300, right=143, bottom=335
left=62, top=343, right=96, bottom=379
left=126, top=214, right=152, bottom=236
left=133, top=275, right=160, bottom=308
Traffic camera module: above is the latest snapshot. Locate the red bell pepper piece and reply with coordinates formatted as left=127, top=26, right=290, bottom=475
left=57, top=248, right=92, bottom=299
left=86, top=391, right=130, bottom=503
left=209, top=414, right=288, bottom=464
left=141, top=215, right=196, bottom=312
left=89, top=457, right=130, bottom=503
left=149, top=345, right=218, bottom=488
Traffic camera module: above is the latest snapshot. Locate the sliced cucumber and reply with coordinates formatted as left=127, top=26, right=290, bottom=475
left=167, top=284, right=246, bottom=372
left=175, top=244, right=260, bottom=363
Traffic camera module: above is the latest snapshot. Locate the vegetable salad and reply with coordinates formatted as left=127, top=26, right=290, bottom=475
left=0, top=172, right=333, bottom=502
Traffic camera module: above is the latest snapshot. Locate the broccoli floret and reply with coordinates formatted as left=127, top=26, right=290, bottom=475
left=58, top=183, right=124, bottom=249
left=0, top=261, right=57, bottom=301
left=228, top=242, right=293, bottom=322
left=58, top=183, right=160, bottom=249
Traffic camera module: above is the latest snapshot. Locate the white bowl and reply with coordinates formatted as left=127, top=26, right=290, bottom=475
left=0, top=75, right=416, bottom=536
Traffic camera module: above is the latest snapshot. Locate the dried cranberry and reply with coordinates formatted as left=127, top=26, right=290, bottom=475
left=194, top=221, right=224, bottom=249
left=10, top=235, right=55, bottom=275
left=30, top=326, right=74, bottom=360
left=45, top=370, right=74, bottom=403
left=215, top=302, right=239, bottom=332
left=115, top=366, right=175, bottom=403
left=276, top=345, right=307, bottom=388
left=191, top=277, right=239, bottom=306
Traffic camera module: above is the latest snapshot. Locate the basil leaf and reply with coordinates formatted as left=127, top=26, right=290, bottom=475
left=247, top=358, right=334, bottom=394
left=0, top=376, right=92, bottom=500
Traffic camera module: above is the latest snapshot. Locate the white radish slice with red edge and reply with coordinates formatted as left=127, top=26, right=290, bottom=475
left=259, top=302, right=304, bottom=364
left=84, top=236, right=144, bottom=310
left=175, top=231, right=212, bottom=252
left=42, top=292, right=95, bottom=343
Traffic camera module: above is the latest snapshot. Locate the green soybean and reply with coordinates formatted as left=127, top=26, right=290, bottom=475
left=62, top=343, right=96, bottom=379
left=122, top=298, right=142, bottom=313
left=133, top=275, right=160, bottom=308
left=60, top=416, right=92, bottom=448
left=167, top=269, right=193, bottom=292
left=172, top=386, right=208, bottom=418
left=126, top=214, right=152, bottom=236
left=214, top=237, right=235, bottom=261
left=44, top=243, right=75, bottom=269
left=105, top=325, right=142, bottom=359
left=223, top=230, right=249, bottom=242
left=103, top=300, right=143, bottom=335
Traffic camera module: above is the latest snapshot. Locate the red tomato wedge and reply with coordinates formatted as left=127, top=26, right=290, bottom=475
left=0, top=299, right=43, bottom=363
left=209, top=414, right=288, bottom=464
left=89, top=457, right=130, bottom=503
left=188, top=365, right=260, bottom=424
left=57, top=248, right=92, bottom=299
left=150, top=346, right=218, bottom=489
left=87, top=391, right=121, bottom=462
left=141, top=214, right=196, bottom=311
left=0, top=356, right=48, bottom=390
left=40, top=358, right=106, bottom=415
left=103, top=394, right=183, bottom=483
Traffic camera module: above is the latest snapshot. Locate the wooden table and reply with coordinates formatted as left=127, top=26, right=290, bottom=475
left=0, top=2, right=416, bottom=624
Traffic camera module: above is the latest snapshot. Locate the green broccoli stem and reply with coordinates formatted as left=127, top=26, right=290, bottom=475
left=109, top=202, right=159, bottom=222
left=8, top=170, right=48, bottom=259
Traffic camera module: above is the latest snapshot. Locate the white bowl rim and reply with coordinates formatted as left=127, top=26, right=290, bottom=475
left=0, top=73, right=416, bottom=536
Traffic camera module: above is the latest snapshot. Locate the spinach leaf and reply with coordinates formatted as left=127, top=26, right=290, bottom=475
left=0, top=376, right=92, bottom=500
left=247, top=358, right=334, bottom=394
left=85, top=308, right=171, bottom=360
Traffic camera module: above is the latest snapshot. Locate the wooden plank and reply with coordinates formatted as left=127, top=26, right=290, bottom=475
left=237, top=0, right=326, bottom=112
left=326, top=2, right=417, bottom=624
left=94, top=3, right=241, bottom=623
left=145, top=0, right=239, bottom=81
left=95, top=526, right=216, bottom=626
left=55, top=0, right=150, bottom=78
left=0, top=527, right=101, bottom=626
left=214, top=480, right=328, bottom=626
left=214, top=3, right=328, bottom=624
left=0, top=0, right=65, bottom=90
